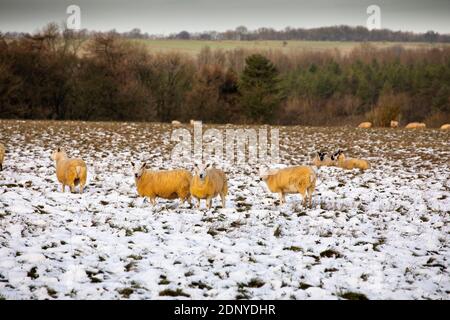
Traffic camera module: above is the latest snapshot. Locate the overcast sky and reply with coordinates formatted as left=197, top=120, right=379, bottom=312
left=0, top=0, right=449, bottom=34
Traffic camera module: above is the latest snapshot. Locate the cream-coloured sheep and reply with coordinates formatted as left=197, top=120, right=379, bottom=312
left=0, top=143, right=5, bottom=171
left=51, top=148, right=87, bottom=193
left=190, top=120, right=202, bottom=126
left=440, top=124, right=450, bottom=130
left=190, top=163, right=228, bottom=209
left=259, top=165, right=316, bottom=208
left=335, top=150, right=371, bottom=171
left=358, top=122, right=372, bottom=128
left=171, top=120, right=182, bottom=127
left=405, top=122, right=426, bottom=129
left=311, top=151, right=336, bottom=168
left=132, top=162, right=192, bottom=206
left=390, top=120, right=399, bottom=128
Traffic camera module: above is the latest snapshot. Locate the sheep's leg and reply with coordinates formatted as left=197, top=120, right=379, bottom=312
left=70, top=184, right=75, bottom=193
left=62, top=184, right=65, bottom=193
left=79, top=184, right=84, bottom=194
left=195, top=198, right=201, bottom=209
left=0, top=164, right=2, bottom=171
left=220, top=193, right=226, bottom=208
left=278, top=192, right=285, bottom=204
left=206, top=197, right=212, bottom=209
left=307, top=186, right=314, bottom=208
left=148, top=197, right=156, bottom=206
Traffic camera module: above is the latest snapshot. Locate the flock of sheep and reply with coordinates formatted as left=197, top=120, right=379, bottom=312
left=0, top=122, right=447, bottom=208
left=0, top=142, right=375, bottom=210
left=358, top=120, right=450, bottom=129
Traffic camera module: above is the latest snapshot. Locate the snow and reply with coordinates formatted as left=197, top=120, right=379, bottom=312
left=0, top=120, right=449, bottom=300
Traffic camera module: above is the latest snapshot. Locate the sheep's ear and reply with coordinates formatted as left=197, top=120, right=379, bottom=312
left=141, top=162, right=147, bottom=169
left=57, top=147, right=61, bottom=152
left=130, top=161, right=135, bottom=167
left=206, top=163, right=212, bottom=169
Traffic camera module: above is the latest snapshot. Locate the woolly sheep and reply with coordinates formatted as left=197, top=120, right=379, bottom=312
left=259, top=165, right=316, bottom=208
left=190, top=120, right=202, bottom=126
left=171, top=120, right=182, bottom=127
left=0, top=143, right=5, bottom=171
left=51, top=148, right=87, bottom=193
left=335, top=150, right=371, bottom=171
left=440, top=124, right=450, bottom=130
left=190, top=163, right=228, bottom=209
left=311, top=151, right=335, bottom=168
left=131, top=162, right=192, bottom=206
left=405, top=122, right=426, bottom=129
left=390, top=120, right=399, bottom=128
left=358, top=122, right=372, bottom=128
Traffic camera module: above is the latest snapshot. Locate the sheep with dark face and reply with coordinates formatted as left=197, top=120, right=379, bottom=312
left=312, top=151, right=336, bottom=167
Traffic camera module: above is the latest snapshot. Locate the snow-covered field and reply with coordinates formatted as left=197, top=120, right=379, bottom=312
left=0, top=120, right=449, bottom=300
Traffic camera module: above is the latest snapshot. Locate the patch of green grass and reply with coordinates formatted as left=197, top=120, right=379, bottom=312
left=189, top=281, right=212, bottom=290
left=274, top=225, right=282, bottom=237
left=283, top=246, right=303, bottom=252
left=27, top=266, right=39, bottom=279
left=299, top=282, right=313, bottom=290
left=320, top=249, right=342, bottom=259
left=159, top=288, right=190, bottom=298
left=339, top=291, right=369, bottom=300
left=118, top=287, right=134, bottom=298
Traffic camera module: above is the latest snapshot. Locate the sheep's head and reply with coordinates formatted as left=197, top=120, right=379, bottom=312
left=51, top=147, right=67, bottom=161
left=131, top=162, right=147, bottom=180
left=317, top=151, right=327, bottom=161
left=331, top=149, right=343, bottom=161
left=194, top=163, right=212, bottom=181
left=259, top=166, right=278, bottom=181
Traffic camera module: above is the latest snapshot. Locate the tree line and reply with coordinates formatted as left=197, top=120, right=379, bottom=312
left=4, top=25, right=450, bottom=43
left=0, top=24, right=449, bottom=126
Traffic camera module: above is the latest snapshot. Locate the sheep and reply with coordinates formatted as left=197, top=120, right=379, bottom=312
left=440, top=124, right=450, bottom=130
left=311, top=151, right=336, bottom=167
left=335, top=150, right=371, bottom=171
left=51, top=148, right=87, bottom=193
left=171, top=120, right=182, bottom=127
left=358, top=122, right=372, bottom=128
left=390, top=120, right=399, bottom=128
left=190, top=120, right=202, bottom=126
left=259, top=165, right=316, bottom=208
left=405, top=122, right=426, bottom=129
left=131, top=162, right=192, bottom=206
left=190, top=163, right=228, bottom=209
left=0, top=143, right=5, bottom=171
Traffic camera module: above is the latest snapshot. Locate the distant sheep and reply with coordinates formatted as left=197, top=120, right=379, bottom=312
left=190, top=163, right=228, bottom=209
left=131, top=162, right=192, bottom=206
left=259, top=165, right=316, bottom=208
left=0, top=143, right=5, bottom=171
left=440, top=124, right=450, bottom=130
left=390, top=120, right=399, bottom=128
left=171, top=120, right=182, bottom=127
left=51, top=148, right=87, bottom=193
left=311, top=151, right=335, bottom=168
left=358, top=122, right=372, bottom=128
left=405, top=122, right=426, bottom=129
left=190, top=120, right=202, bottom=126
left=335, top=150, right=371, bottom=171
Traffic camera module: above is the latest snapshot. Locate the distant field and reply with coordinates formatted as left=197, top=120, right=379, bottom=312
left=130, top=39, right=450, bottom=55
